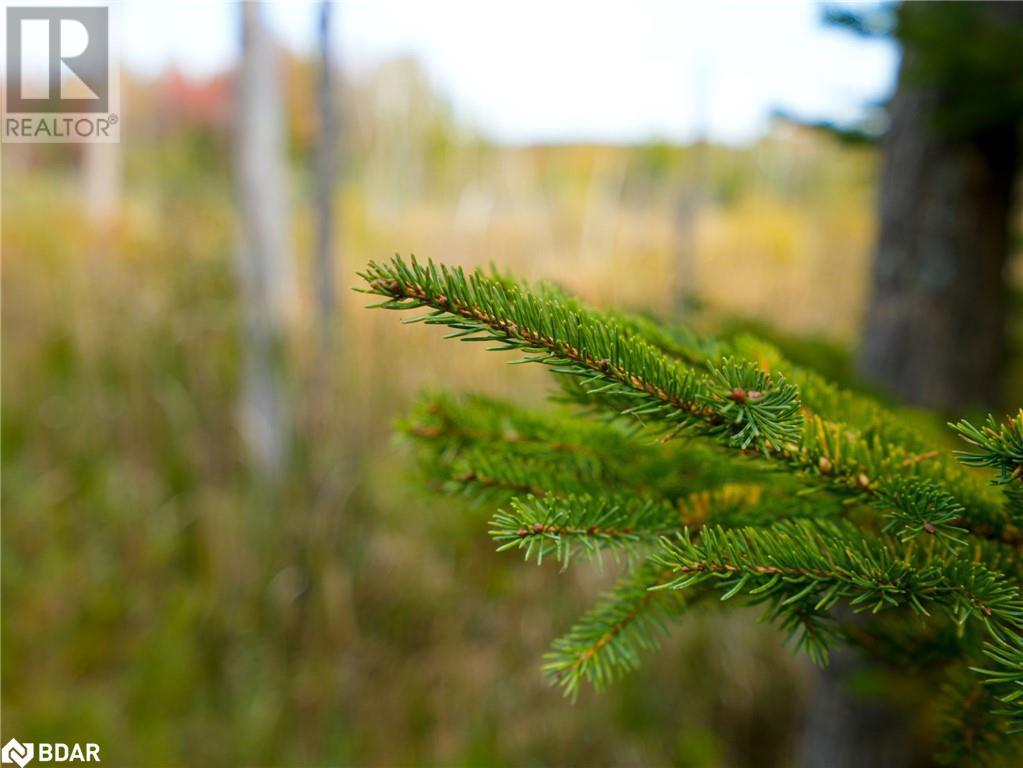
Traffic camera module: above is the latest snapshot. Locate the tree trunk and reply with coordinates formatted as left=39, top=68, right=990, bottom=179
left=858, top=59, right=1018, bottom=409
left=314, top=0, right=338, bottom=359
left=799, top=640, right=915, bottom=768
left=80, top=142, right=120, bottom=225
left=815, top=5, right=1023, bottom=766
left=235, top=1, right=292, bottom=477
left=673, top=139, right=707, bottom=313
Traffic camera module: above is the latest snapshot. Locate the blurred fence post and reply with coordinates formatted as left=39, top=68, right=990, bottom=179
left=234, top=1, right=292, bottom=477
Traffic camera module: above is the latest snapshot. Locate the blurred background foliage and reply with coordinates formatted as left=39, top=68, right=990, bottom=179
left=3, top=8, right=1022, bottom=766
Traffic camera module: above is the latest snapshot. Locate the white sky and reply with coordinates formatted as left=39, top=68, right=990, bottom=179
left=68, top=1, right=899, bottom=144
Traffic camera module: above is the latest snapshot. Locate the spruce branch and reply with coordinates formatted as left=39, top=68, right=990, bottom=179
left=362, top=257, right=1017, bottom=547
left=490, top=484, right=815, bottom=571
left=491, top=494, right=681, bottom=569
left=362, top=256, right=1023, bottom=747
left=936, top=664, right=1014, bottom=764
left=443, top=447, right=594, bottom=499
left=952, top=411, right=1023, bottom=485
left=794, top=414, right=1016, bottom=546
left=563, top=314, right=1012, bottom=544
left=652, top=520, right=1023, bottom=662
left=398, top=392, right=643, bottom=467
left=542, top=560, right=691, bottom=699
left=400, top=395, right=815, bottom=534
left=973, top=630, right=1023, bottom=733
left=701, top=359, right=803, bottom=450
left=397, top=392, right=704, bottom=501
left=1007, top=485, right=1023, bottom=528
left=359, top=256, right=804, bottom=454
left=564, top=372, right=1015, bottom=544
left=876, top=477, right=968, bottom=549
left=839, top=609, right=973, bottom=670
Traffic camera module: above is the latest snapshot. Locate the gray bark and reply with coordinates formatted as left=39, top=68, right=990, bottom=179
left=858, top=86, right=1016, bottom=408
left=235, top=1, right=292, bottom=476
left=314, top=0, right=338, bottom=356
left=673, top=139, right=707, bottom=312
left=858, top=12, right=1021, bottom=409
left=799, top=643, right=914, bottom=768
left=81, top=141, right=120, bottom=224
left=813, top=5, right=1023, bottom=766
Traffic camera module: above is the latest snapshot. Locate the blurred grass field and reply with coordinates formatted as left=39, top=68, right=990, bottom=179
left=4, top=59, right=1011, bottom=766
